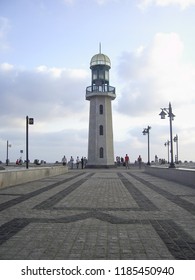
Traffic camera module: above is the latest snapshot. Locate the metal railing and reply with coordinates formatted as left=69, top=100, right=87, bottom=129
left=86, top=85, right=115, bottom=94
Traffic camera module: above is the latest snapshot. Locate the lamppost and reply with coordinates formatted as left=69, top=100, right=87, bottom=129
left=173, top=134, right=179, bottom=164
left=6, top=140, right=11, bottom=166
left=164, top=140, right=170, bottom=163
left=26, top=116, right=34, bottom=169
left=142, top=126, right=151, bottom=165
left=159, top=102, right=175, bottom=168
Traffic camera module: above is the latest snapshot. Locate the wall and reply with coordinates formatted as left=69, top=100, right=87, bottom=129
left=0, top=166, right=68, bottom=189
left=145, top=166, right=195, bottom=187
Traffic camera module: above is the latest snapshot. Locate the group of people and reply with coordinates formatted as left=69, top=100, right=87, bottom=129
left=62, top=156, right=87, bottom=169
left=62, top=154, right=142, bottom=169
left=16, top=158, right=23, bottom=165
left=116, top=154, right=142, bottom=169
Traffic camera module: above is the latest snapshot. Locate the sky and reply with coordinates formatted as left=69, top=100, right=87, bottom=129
left=0, top=0, right=195, bottom=164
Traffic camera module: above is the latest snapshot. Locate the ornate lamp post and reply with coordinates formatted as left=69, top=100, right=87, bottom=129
left=173, top=134, right=179, bottom=164
left=26, top=116, right=34, bottom=169
left=159, top=102, right=175, bottom=168
left=164, top=140, right=170, bottom=163
left=142, top=126, right=151, bottom=165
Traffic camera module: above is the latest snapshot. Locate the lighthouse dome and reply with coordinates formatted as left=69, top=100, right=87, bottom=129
left=90, top=53, right=111, bottom=68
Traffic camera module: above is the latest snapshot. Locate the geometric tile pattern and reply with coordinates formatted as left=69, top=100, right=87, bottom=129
left=0, top=169, right=194, bottom=259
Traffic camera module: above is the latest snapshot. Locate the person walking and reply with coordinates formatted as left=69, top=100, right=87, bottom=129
left=70, top=156, right=74, bottom=169
left=138, top=155, right=142, bottom=169
left=83, top=157, right=87, bottom=168
left=81, top=157, right=84, bottom=169
left=76, top=156, right=80, bottom=169
left=125, top=154, right=130, bottom=169
left=62, top=155, right=67, bottom=166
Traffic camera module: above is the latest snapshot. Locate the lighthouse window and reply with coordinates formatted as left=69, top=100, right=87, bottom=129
left=99, top=104, right=103, bottom=114
left=99, top=70, right=104, bottom=79
left=93, top=70, right=97, bottom=80
left=105, top=70, right=109, bottom=80
left=100, top=147, right=104, bottom=158
left=99, top=125, right=103, bottom=135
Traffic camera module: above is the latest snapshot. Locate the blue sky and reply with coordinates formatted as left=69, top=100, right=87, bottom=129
left=0, top=0, right=195, bottom=163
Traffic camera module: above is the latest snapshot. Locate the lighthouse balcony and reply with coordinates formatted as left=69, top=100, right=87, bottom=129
left=86, top=85, right=116, bottom=100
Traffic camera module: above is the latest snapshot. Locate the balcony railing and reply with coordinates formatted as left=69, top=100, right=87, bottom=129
left=86, top=85, right=115, bottom=95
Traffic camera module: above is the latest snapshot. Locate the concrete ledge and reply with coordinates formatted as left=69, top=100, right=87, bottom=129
left=145, top=166, right=195, bottom=187
left=86, top=164, right=116, bottom=169
left=0, top=166, right=68, bottom=189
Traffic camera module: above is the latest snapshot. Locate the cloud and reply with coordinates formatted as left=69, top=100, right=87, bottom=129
left=138, top=0, right=195, bottom=9
left=114, top=32, right=195, bottom=162
left=0, top=64, right=89, bottom=121
left=116, top=32, right=195, bottom=117
left=0, top=62, right=14, bottom=71
left=0, top=64, right=90, bottom=162
left=27, top=128, right=88, bottom=162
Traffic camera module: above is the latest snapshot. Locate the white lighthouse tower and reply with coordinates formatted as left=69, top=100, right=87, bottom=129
left=86, top=49, right=116, bottom=168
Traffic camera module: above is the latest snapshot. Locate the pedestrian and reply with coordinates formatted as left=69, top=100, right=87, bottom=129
left=70, top=156, right=74, bottom=169
left=83, top=157, right=87, bottom=168
left=125, top=154, right=130, bottom=169
left=81, top=157, right=84, bottom=169
left=76, top=156, right=80, bottom=169
left=116, top=156, right=120, bottom=166
left=138, top=155, right=142, bottom=169
left=62, top=155, right=67, bottom=166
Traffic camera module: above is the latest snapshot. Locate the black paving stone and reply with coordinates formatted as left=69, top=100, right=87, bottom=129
left=0, top=173, right=84, bottom=212
left=129, top=172, right=195, bottom=215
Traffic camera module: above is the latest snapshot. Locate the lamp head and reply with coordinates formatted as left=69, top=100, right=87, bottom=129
left=159, top=109, right=166, bottom=119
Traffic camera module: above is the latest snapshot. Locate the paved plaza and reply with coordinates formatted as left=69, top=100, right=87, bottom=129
left=0, top=168, right=194, bottom=260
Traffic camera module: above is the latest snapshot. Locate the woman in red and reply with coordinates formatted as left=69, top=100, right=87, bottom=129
left=125, top=154, right=129, bottom=169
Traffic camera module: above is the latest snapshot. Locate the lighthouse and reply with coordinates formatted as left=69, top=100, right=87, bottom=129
left=86, top=49, right=116, bottom=168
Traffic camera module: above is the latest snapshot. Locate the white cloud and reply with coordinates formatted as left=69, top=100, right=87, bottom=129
left=0, top=64, right=89, bottom=119
left=36, top=65, right=88, bottom=79
left=0, top=64, right=90, bottom=162
left=0, top=62, right=14, bottom=71
left=114, top=32, right=195, bottom=161
left=138, top=0, right=195, bottom=9
left=117, top=32, right=195, bottom=116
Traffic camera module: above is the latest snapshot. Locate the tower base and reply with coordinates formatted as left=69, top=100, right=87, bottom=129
left=86, top=164, right=116, bottom=169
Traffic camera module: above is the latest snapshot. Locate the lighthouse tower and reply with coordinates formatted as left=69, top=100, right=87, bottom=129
left=86, top=49, right=116, bottom=168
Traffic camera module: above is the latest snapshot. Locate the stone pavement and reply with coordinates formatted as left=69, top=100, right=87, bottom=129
left=0, top=168, right=194, bottom=260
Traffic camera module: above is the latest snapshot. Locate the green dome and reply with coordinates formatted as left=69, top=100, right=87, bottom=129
left=90, top=53, right=111, bottom=67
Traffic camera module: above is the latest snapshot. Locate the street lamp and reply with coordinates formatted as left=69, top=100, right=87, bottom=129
left=142, top=125, right=151, bottom=165
left=26, top=116, right=34, bottom=169
left=164, top=140, right=170, bottom=163
left=173, top=134, right=179, bottom=164
left=159, top=102, right=175, bottom=168
left=6, top=140, right=11, bottom=166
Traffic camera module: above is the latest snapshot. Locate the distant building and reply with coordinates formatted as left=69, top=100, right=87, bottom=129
left=86, top=49, right=116, bottom=167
